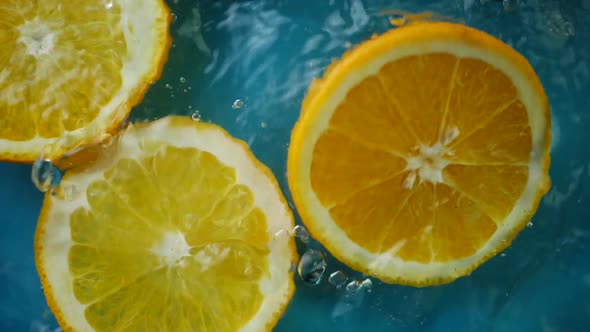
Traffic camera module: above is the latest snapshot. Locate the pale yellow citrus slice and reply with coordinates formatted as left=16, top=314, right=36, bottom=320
left=35, top=116, right=297, bottom=331
left=0, top=0, right=171, bottom=162
left=288, top=22, right=551, bottom=286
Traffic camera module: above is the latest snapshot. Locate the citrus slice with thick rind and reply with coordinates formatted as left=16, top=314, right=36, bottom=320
left=35, top=116, right=297, bottom=331
left=288, top=22, right=551, bottom=286
left=0, top=0, right=171, bottom=162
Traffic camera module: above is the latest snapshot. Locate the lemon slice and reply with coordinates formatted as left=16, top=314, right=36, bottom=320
left=288, top=22, right=551, bottom=286
left=0, top=0, right=171, bottom=162
left=35, top=116, right=296, bottom=331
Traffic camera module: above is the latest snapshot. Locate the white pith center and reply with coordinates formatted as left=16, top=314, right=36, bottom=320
left=150, top=232, right=192, bottom=266
left=18, top=18, right=56, bottom=57
left=403, top=126, right=460, bottom=189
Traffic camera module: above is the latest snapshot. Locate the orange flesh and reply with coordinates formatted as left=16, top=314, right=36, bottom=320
left=0, top=0, right=126, bottom=140
left=310, top=53, right=532, bottom=262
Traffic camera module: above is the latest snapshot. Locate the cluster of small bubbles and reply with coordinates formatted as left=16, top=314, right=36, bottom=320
left=328, top=270, right=348, bottom=288
left=31, top=156, right=62, bottom=193
left=291, top=225, right=310, bottom=243
left=345, top=278, right=372, bottom=294
left=165, top=83, right=172, bottom=89
left=261, top=121, right=267, bottom=128
left=232, top=99, right=245, bottom=109
left=297, top=249, right=327, bottom=285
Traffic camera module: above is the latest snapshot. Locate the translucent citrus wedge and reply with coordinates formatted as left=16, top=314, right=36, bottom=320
left=35, top=116, right=297, bottom=331
left=0, top=0, right=171, bottom=162
left=288, top=22, right=551, bottom=286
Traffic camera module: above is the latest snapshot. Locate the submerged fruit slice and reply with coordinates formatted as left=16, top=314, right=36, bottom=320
left=288, top=22, right=551, bottom=286
left=35, top=116, right=297, bottom=331
left=0, top=0, right=171, bottom=162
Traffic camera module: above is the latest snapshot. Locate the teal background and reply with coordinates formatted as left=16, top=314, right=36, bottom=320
left=1, top=0, right=590, bottom=331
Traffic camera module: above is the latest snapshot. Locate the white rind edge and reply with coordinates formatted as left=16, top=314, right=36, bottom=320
left=0, top=0, right=169, bottom=159
left=38, top=117, right=296, bottom=331
left=295, top=39, right=549, bottom=282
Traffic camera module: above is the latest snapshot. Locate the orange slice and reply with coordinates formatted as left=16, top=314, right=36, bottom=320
left=288, top=22, right=551, bottom=286
left=0, top=0, right=171, bottom=162
left=35, top=116, right=297, bottom=331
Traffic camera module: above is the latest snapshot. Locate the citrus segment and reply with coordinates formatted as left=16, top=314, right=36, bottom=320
left=0, top=0, right=171, bottom=162
left=36, top=116, right=296, bottom=331
left=311, top=130, right=406, bottom=206
left=288, top=22, right=551, bottom=286
left=443, top=164, right=529, bottom=221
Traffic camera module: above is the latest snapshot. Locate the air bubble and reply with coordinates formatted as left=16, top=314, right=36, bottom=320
left=291, top=225, right=310, bottom=243
left=179, top=77, right=186, bottom=83
left=345, top=278, right=372, bottom=294
left=261, top=122, right=267, bottom=128
left=31, top=157, right=62, bottom=193
left=232, top=99, right=245, bottom=109
left=191, top=111, right=201, bottom=121
left=527, top=222, right=533, bottom=228
left=297, top=249, right=326, bottom=286
left=328, top=270, right=348, bottom=288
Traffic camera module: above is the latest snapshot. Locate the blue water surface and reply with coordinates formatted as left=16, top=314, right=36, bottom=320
left=1, top=0, right=590, bottom=331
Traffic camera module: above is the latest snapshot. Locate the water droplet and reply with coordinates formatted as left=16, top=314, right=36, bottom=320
left=191, top=111, right=201, bottom=121
left=179, top=77, right=186, bottom=83
left=328, top=270, right=348, bottom=288
left=232, top=99, right=245, bottom=109
left=260, top=121, right=267, bottom=128
left=297, top=249, right=326, bottom=286
left=31, top=157, right=61, bottom=193
left=291, top=225, right=310, bottom=243
left=527, top=221, right=533, bottom=228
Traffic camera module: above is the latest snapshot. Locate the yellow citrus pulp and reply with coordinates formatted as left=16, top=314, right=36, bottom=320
left=0, top=0, right=171, bottom=162
left=35, top=116, right=297, bottom=331
left=288, top=22, right=551, bottom=286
